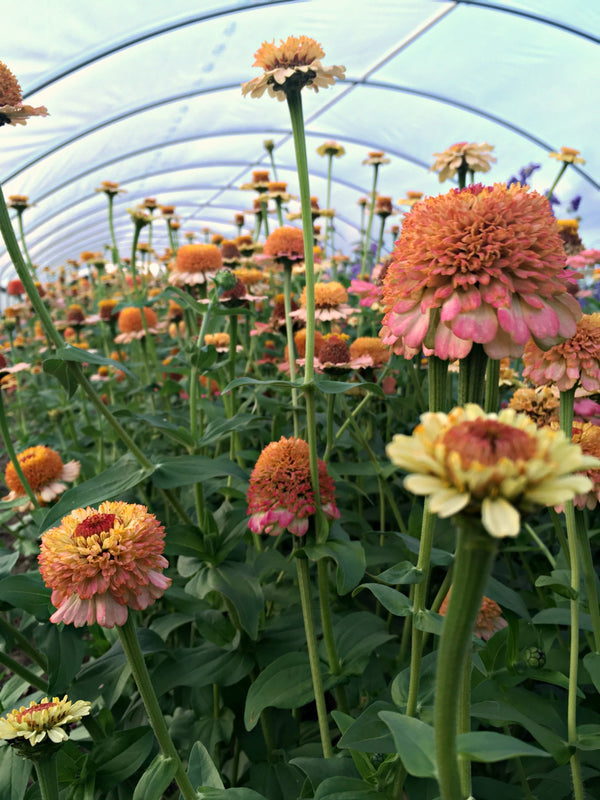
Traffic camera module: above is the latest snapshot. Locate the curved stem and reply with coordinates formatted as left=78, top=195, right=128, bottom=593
left=295, top=548, right=333, bottom=758
left=546, top=162, right=568, bottom=201
left=434, top=520, right=497, bottom=800
left=118, top=615, right=198, bottom=800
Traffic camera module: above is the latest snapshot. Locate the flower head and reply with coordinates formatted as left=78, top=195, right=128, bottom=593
left=350, top=336, right=390, bottom=367
left=115, top=306, right=159, bottom=343
left=169, top=243, right=222, bottom=286
left=508, top=385, right=560, bottom=428
left=387, top=404, right=598, bottom=538
left=39, top=501, right=171, bottom=627
left=440, top=591, right=507, bottom=640
left=362, top=150, right=390, bottom=166
left=3, top=446, right=80, bottom=508
left=430, top=141, right=496, bottom=183
left=380, top=183, right=581, bottom=361
left=292, top=280, right=352, bottom=322
left=263, top=226, right=305, bottom=261
left=0, top=60, right=48, bottom=127
left=316, top=140, right=345, bottom=158
left=0, top=696, right=91, bottom=749
left=522, top=313, right=600, bottom=393
left=570, top=421, right=600, bottom=509
left=7, top=278, right=25, bottom=296
left=94, top=181, right=126, bottom=197
left=247, top=436, right=340, bottom=536
left=242, top=35, right=345, bottom=100
left=549, top=146, right=585, bottom=165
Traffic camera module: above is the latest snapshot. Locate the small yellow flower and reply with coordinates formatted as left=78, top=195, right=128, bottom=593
left=0, top=696, right=91, bottom=747
left=549, top=146, right=585, bottom=165
left=387, top=404, right=598, bottom=538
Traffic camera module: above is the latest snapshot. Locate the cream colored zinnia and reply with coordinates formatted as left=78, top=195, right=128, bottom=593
left=0, top=696, right=91, bottom=746
left=387, top=404, right=598, bottom=538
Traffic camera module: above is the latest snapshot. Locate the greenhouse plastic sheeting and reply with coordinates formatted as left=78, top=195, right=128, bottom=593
left=0, top=0, right=598, bottom=281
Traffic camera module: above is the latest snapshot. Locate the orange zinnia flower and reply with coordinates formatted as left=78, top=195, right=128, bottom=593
left=4, top=446, right=80, bottom=509
left=0, top=60, right=48, bottom=127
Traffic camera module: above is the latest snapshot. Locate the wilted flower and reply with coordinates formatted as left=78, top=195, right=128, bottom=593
left=3, top=446, right=80, bottom=508
left=522, top=313, right=600, bottom=393
left=247, top=436, right=340, bottom=536
left=430, top=141, right=496, bottom=182
left=39, top=501, right=171, bottom=627
left=508, top=385, right=560, bottom=428
left=381, top=183, right=580, bottom=361
left=0, top=696, right=91, bottom=748
left=440, top=591, right=507, bottom=641
left=242, top=35, right=345, bottom=100
left=387, top=404, right=598, bottom=538
left=0, top=60, right=48, bottom=126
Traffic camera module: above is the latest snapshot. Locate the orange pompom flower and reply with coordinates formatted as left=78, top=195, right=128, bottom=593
left=39, top=501, right=171, bottom=628
left=169, top=243, right=223, bottom=286
left=0, top=60, right=48, bottom=127
left=247, top=437, right=340, bottom=536
left=4, top=446, right=80, bottom=508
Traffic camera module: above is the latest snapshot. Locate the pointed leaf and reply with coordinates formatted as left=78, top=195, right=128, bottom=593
left=456, top=731, right=550, bottom=761
left=153, top=454, right=246, bottom=489
left=378, top=711, right=437, bottom=778
left=188, top=742, right=226, bottom=790
left=353, top=583, right=412, bottom=616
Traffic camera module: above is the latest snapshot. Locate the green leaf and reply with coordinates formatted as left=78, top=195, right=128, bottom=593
left=132, top=754, right=177, bottom=800
left=378, top=711, right=437, bottom=778
left=412, top=609, right=445, bottom=637
left=0, top=745, right=31, bottom=800
left=198, top=414, right=267, bottom=447
left=90, top=727, right=154, bottom=789
left=0, top=572, right=52, bottom=619
left=304, top=536, right=366, bottom=594
left=42, top=358, right=79, bottom=397
left=332, top=612, right=395, bottom=676
left=313, top=376, right=384, bottom=398
left=376, top=561, right=424, bottom=586
left=456, top=731, right=550, bottom=761
left=532, top=608, right=594, bottom=630
left=337, top=701, right=397, bottom=754
left=222, top=376, right=302, bottom=394
left=289, top=757, right=359, bottom=792
left=188, top=742, right=226, bottom=791
left=35, top=624, right=87, bottom=694
left=485, top=575, right=531, bottom=620
left=535, top=570, right=577, bottom=600
left=0, top=551, right=19, bottom=579
left=185, top=561, right=264, bottom=640
left=576, top=723, right=600, bottom=751
left=40, top=453, right=155, bottom=531
left=244, top=652, right=334, bottom=731
left=584, top=652, right=600, bottom=694
left=352, top=583, right=412, bottom=616
left=153, top=455, right=247, bottom=489
left=152, top=642, right=252, bottom=696
left=45, top=344, right=136, bottom=379
left=197, top=789, right=268, bottom=800
left=313, top=776, right=383, bottom=799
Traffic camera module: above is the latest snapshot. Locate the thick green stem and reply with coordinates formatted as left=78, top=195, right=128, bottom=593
left=33, top=758, right=59, bottom=800
left=118, top=615, right=198, bottom=800
left=317, top=558, right=349, bottom=714
left=484, top=357, right=501, bottom=413
left=295, top=548, right=333, bottom=758
left=458, top=655, right=472, bottom=798
left=282, top=262, right=300, bottom=437
left=374, top=215, right=385, bottom=267
left=359, top=165, right=379, bottom=277
left=16, top=212, right=34, bottom=273
left=434, top=520, right=497, bottom=800
left=458, top=343, right=488, bottom=408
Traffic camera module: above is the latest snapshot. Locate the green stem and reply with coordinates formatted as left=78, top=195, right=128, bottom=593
left=317, top=558, right=349, bottom=714
left=294, top=545, right=333, bottom=758
left=282, top=262, right=300, bottom=437
left=360, top=164, right=379, bottom=277
left=374, top=214, right=385, bottom=267
left=0, top=390, right=40, bottom=509
left=484, top=357, right=501, bottom=414
left=118, top=615, right=198, bottom=800
left=325, top=153, right=333, bottom=258
left=559, top=386, right=585, bottom=800
left=33, top=758, right=59, bottom=800
left=323, top=393, right=335, bottom=463
left=16, top=212, right=34, bottom=273
left=434, top=520, right=498, bottom=800
left=575, top=507, right=600, bottom=651
left=458, top=343, right=488, bottom=407
left=546, top=162, right=568, bottom=201
left=0, top=615, right=47, bottom=670
left=458, top=655, right=472, bottom=798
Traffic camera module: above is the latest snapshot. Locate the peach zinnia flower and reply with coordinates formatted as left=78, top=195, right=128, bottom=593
left=39, top=501, right=171, bottom=628
left=292, top=280, right=353, bottom=322
left=508, top=385, right=560, bottom=428
left=242, top=35, right=345, bottom=100
left=169, top=243, right=223, bottom=286
left=350, top=337, right=391, bottom=367
left=263, top=226, right=305, bottom=261
left=0, top=696, right=91, bottom=748
left=440, top=591, right=507, bottom=641
left=3, top=446, right=80, bottom=509
left=569, top=421, right=600, bottom=509
left=114, top=306, right=159, bottom=343
left=430, top=141, right=496, bottom=182
left=380, top=183, right=581, bottom=361
left=387, top=404, right=598, bottom=538
left=522, top=313, right=600, bottom=393
left=0, top=60, right=48, bottom=127
left=247, top=437, right=340, bottom=536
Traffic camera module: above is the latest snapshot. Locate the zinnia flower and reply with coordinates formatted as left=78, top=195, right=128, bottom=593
left=362, top=151, right=390, bottom=166
left=242, top=35, right=345, bottom=100
left=386, top=404, right=598, bottom=538
left=316, top=140, right=345, bottom=158
left=0, top=696, right=91, bottom=748
left=3, top=446, right=80, bottom=508
left=430, top=141, right=496, bottom=182
left=549, top=146, right=585, bottom=165
left=114, top=306, right=159, bottom=343
left=380, top=183, right=581, bottom=361
left=169, top=243, right=222, bottom=286
left=39, top=501, right=171, bottom=627
left=0, top=60, right=48, bottom=127
left=508, top=385, right=559, bottom=428
left=94, top=180, right=126, bottom=196
left=440, top=591, right=507, bottom=641
left=247, top=437, right=340, bottom=536
left=350, top=337, right=390, bottom=367
left=292, top=280, right=353, bottom=322
left=522, top=313, right=600, bottom=393
left=263, top=226, right=305, bottom=261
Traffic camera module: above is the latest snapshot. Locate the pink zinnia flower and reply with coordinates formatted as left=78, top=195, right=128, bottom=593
left=570, top=421, right=600, bottom=509
left=522, top=313, right=600, bottom=393
left=380, top=183, right=581, bottom=361
left=247, top=437, right=340, bottom=536
left=349, top=277, right=383, bottom=309
left=39, top=502, right=171, bottom=628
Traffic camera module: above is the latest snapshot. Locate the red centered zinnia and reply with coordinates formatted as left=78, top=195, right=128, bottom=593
left=247, top=436, right=340, bottom=536
left=380, top=183, right=581, bottom=361
left=39, top=501, right=171, bottom=628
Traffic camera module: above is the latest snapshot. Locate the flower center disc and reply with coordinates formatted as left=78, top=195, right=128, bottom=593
left=15, top=701, right=56, bottom=723
left=74, top=513, right=116, bottom=538
left=442, top=418, right=537, bottom=468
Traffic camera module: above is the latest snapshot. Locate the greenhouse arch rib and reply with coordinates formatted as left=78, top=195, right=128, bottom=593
left=20, top=0, right=296, bottom=98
